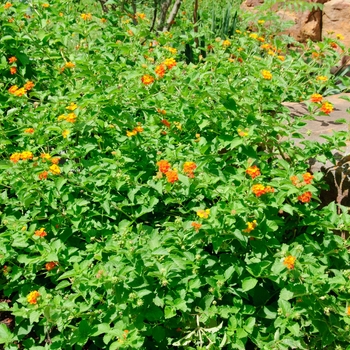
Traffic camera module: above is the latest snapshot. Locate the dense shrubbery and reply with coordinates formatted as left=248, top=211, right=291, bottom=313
left=1, top=0, right=350, bottom=349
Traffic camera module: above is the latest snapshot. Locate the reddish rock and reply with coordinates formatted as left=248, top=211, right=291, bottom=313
left=322, top=0, right=350, bottom=48
left=241, top=0, right=330, bottom=42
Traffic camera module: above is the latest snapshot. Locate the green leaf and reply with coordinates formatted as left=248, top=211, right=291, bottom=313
left=242, top=277, right=258, bottom=292
left=102, top=200, right=110, bottom=214
left=55, top=178, right=67, bottom=191
left=164, top=306, right=176, bottom=319
left=280, top=288, right=294, bottom=301
left=55, top=280, right=71, bottom=290
left=0, top=324, right=14, bottom=344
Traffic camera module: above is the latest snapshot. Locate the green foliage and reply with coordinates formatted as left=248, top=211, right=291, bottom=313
left=1, top=0, right=350, bottom=349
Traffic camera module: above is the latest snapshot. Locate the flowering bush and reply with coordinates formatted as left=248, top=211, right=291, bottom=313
left=1, top=0, right=350, bottom=349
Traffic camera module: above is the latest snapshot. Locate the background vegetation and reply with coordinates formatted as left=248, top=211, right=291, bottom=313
left=1, top=0, right=350, bottom=349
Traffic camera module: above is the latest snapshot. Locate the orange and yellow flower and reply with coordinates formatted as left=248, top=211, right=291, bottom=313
left=243, top=220, right=257, bottom=233
left=20, top=151, right=33, bottom=160
left=40, top=153, right=51, bottom=161
left=13, top=87, right=26, bottom=97
left=24, top=81, right=35, bottom=91
left=302, top=172, right=314, bottom=184
left=8, top=85, right=18, bottom=94
left=49, top=164, right=61, bottom=175
left=183, top=161, right=197, bottom=178
left=8, top=56, right=16, bottom=64
left=166, top=170, right=179, bottom=183
left=81, top=13, right=92, bottom=20
left=24, top=128, right=35, bottom=134
left=246, top=165, right=261, bottom=179
left=65, top=62, right=75, bottom=69
left=163, top=58, right=176, bottom=70
left=222, top=40, right=231, bottom=47
left=320, top=102, right=333, bottom=114
left=310, top=93, right=323, bottom=103
left=252, top=184, right=265, bottom=197
left=141, top=74, right=154, bottom=85
left=38, top=171, right=48, bottom=180
left=157, top=160, right=171, bottom=174
left=35, top=227, right=47, bottom=237
left=65, top=113, right=77, bottom=123
left=10, top=152, right=21, bottom=163
left=261, top=70, right=272, bottom=80
left=197, top=209, right=210, bottom=219
left=45, top=262, right=57, bottom=271
left=27, top=291, right=40, bottom=304
left=66, top=102, right=77, bottom=111
left=298, top=191, right=312, bottom=203
left=155, top=64, right=166, bottom=78
left=191, top=222, right=202, bottom=231
left=283, top=255, right=296, bottom=270
left=10, top=67, right=16, bottom=75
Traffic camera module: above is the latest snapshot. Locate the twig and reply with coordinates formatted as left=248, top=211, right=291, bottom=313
left=163, top=0, right=183, bottom=32
left=150, top=0, right=158, bottom=32
left=158, top=0, right=172, bottom=31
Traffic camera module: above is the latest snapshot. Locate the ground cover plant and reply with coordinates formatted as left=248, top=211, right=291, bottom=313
left=1, top=0, right=350, bottom=349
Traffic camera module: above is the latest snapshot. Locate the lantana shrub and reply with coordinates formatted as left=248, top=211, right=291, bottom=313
left=1, top=1, right=350, bottom=349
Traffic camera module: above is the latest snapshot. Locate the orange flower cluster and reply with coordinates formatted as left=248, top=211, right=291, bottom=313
left=157, top=160, right=171, bottom=173
left=291, top=172, right=314, bottom=187
left=155, top=64, right=166, bottom=78
left=310, top=93, right=323, bottom=103
left=261, top=70, right=272, bottom=80
left=49, top=164, right=61, bottom=175
left=58, top=113, right=77, bottom=123
left=191, top=222, right=202, bottom=231
left=157, top=108, right=166, bottom=115
left=163, top=58, right=176, bottom=70
left=320, top=102, right=333, bottom=114
left=156, top=161, right=177, bottom=183
left=10, top=151, right=33, bottom=163
left=141, top=74, right=154, bottom=85
left=165, top=170, right=178, bottom=183
left=10, top=67, right=16, bottom=75
left=197, top=209, right=210, bottom=219
left=126, top=125, right=143, bottom=137
left=161, top=119, right=171, bottom=128
left=163, top=46, right=177, bottom=55
left=24, top=128, right=35, bottom=134
left=298, top=191, right=312, bottom=203
left=243, top=220, right=257, bottom=233
left=81, top=13, right=92, bottom=20
left=8, top=81, right=35, bottom=97
left=8, top=56, right=16, bottom=63
left=66, top=102, right=77, bottom=111
left=45, top=262, right=58, bottom=271
left=38, top=171, right=48, bottom=180
left=252, top=184, right=274, bottom=197
left=27, top=291, right=40, bottom=304
left=183, top=161, right=197, bottom=178
left=246, top=165, right=261, bottom=179
left=237, top=128, right=248, bottom=137
left=35, top=228, right=47, bottom=237
left=283, top=256, right=296, bottom=270
left=302, top=172, right=314, bottom=184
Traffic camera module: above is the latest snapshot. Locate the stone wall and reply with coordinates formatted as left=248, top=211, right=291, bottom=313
left=241, top=0, right=350, bottom=48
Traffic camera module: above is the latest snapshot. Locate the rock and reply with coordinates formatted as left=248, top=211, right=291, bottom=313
left=322, top=0, right=350, bottom=49
left=241, top=0, right=329, bottom=42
